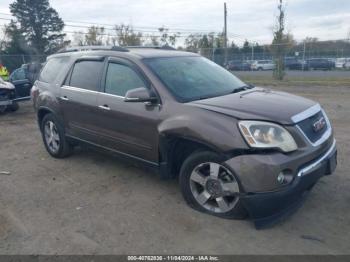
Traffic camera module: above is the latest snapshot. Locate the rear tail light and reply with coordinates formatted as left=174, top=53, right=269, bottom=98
left=31, top=85, right=39, bottom=99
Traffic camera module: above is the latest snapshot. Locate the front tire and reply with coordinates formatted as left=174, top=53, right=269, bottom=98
left=179, top=151, right=247, bottom=219
left=41, top=113, right=73, bottom=158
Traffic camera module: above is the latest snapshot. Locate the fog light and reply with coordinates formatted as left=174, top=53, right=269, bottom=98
left=277, top=170, right=294, bottom=185
left=277, top=173, right=285, bottom=184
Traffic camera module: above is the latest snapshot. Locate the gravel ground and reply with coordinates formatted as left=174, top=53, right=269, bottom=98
left=0, top=85, right=349, bottom=255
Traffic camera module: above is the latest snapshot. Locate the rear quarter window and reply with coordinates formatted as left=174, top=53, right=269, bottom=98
left=39, top=57, right=70, bottom=83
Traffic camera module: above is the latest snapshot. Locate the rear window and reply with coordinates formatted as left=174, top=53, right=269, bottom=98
left=69, top=60, right=103, bottom=91
left=39, top=57, right=69, bottom=83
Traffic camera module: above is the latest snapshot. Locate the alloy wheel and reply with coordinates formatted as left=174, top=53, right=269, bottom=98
left=44, top=121, right=60, bottom=153
left=189, top=162, right=240, bottom=213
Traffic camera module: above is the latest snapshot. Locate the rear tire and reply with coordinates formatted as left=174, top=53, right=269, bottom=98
left=41, top=113, right=73, bottom=158
left=179, top=151, right=247, bottom=219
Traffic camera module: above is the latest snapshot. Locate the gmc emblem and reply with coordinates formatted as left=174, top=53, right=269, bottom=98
left=313, top=116, right=326, bottom=132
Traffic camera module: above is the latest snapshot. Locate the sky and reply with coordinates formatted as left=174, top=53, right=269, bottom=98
left=0, top=0, right=349, bottom=46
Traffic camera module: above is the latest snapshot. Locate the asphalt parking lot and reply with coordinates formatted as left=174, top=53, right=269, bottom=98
left=0, top=84, right=349, bottom=255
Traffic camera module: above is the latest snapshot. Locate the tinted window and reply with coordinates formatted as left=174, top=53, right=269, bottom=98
left=70, top=61, right=103, bottom=91
left=105, top=63, right=145, bottom=96
left=40, top=57, right=69, bottom=83
left=145, top=56, right=246, bottom=102
left=11, top=68, right=26, bottom=81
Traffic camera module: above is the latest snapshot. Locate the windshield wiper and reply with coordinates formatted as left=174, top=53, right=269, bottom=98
left=231, top=84, right=254, bottom=94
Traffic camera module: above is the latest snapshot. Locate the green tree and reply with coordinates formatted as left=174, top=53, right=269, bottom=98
left=4, top=22, right=29, bottom=53
left=9, top=0, right=65, bottom=54
left=242, top=40, right=250, bottom=54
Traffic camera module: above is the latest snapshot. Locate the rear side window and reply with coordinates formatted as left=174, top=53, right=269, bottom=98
left=11, top=68, right=26, bottom=81
left=105, top=63, right=145, bottom=97
left=40, top=57, right=69, bottom=83
left=69, top=61, right=103, bottom=91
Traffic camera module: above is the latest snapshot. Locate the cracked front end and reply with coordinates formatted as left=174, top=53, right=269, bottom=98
left=225, top=104, right=337, bottom=228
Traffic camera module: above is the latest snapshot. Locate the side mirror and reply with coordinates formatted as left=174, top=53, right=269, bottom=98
left=124, top=87, right=158, bottom=103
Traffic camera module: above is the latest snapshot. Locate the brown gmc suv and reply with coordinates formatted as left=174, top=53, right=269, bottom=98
left=31, top=46, right=337, bottom=228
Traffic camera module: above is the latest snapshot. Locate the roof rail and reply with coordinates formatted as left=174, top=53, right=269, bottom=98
left=126, top=45, right=177, bottom=50
left=57, top=45, right=129, bottom=53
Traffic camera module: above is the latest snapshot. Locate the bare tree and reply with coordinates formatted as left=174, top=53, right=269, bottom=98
left=84, top=26, right=105, bottom=46
left=271, top=0, right=287, bottom=80
left=158, top=27, right=180, bottom=47
left=150, top=35, right=159, bottom=46
left=115, top=24, right=143, bottom=46
left=72, top=31, right=84, bottom=46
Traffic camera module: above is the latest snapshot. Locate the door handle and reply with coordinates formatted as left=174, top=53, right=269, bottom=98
left=60, top=96, right=69, bottom=101
left=98, top=105, right=110, bottom=111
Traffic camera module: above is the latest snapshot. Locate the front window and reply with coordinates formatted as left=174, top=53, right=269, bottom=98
left=144, top=56, right=246, bottom=102
left=105, top=63, right=146, bottom=97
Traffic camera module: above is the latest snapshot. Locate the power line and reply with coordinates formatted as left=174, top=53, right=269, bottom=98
left=0, top=12, right=226, bottom=34
left=0, top=16, right=243, bottom=38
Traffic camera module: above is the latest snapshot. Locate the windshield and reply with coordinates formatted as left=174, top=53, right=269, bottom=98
left=144, top=56, right=246, bottom=102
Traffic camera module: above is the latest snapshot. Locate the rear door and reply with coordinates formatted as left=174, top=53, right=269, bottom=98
left=60, top=57, right=105, bottom=143
left=95, top=57, right=160, bottom=163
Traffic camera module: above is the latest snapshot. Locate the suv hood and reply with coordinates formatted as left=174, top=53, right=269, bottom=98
left=189, top=88, right=316, bottom=125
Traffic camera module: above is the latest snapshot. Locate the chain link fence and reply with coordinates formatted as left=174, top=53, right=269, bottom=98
left=190, top=46, right=350, bottom=68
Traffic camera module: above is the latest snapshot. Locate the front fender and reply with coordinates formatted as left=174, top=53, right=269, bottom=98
left=158, top=111, right=249, bottom=153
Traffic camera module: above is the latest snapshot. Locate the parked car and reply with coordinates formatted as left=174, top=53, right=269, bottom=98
left=284, top=57, right=308, bottom=70
left=306, top=58, right=335, bottom=70
left=9, top=62, right=42, bottom=99
left=335, top=58, right=350, bottom=69
left=226, top=60, right=251, bottom=71
left=31, top=46, right=337, bottom=228
left=344, top=61, right=350, bottom=70
left=0, top=77, right=19, bottom=113
left=251, top=60, right=275, bottom=71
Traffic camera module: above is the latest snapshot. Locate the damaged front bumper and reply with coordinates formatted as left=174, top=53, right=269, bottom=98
left=225, top=139, right=337, bottom=229
left=0, top=89, right=15, bottom=109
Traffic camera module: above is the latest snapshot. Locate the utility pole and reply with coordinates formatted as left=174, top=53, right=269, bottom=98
left=224, top=2, right=228, bottom=65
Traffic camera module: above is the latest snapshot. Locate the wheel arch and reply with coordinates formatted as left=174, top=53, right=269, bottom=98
left=159, top=134, right=225, bottom=179
left=37, top=106, right=64, bottom=131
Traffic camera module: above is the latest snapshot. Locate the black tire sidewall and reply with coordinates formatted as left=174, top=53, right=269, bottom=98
left=41, top=113, right=70, bottom=158
left=179, top=151, right=247, bottom=219
left=9, top=102, right=19, bottom=112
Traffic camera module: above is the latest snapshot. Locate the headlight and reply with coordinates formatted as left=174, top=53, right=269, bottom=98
left=238, top=121, right=297, bottom=152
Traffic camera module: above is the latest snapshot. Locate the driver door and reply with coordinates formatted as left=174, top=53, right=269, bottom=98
left=95, top=58, right=161, bottom=163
